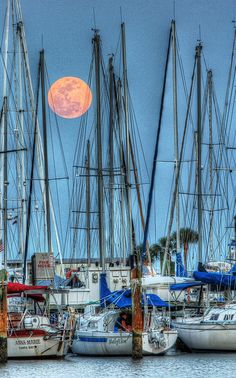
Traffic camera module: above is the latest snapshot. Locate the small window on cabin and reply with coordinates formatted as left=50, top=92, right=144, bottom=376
left=210, top=313, right=219, bottom=321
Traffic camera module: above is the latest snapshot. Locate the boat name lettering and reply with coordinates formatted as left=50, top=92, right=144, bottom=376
left=108, top=337, right=128, bottom=345
left=16, top=339, right=41, bottom=345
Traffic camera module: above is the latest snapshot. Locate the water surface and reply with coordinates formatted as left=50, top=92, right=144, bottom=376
left=0, top=352, right=234, bottom=378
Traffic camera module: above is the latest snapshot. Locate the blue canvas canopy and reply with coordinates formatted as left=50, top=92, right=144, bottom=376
left=170, top=281, right=204, bottom=291
left=193, top=271, right=236, bottom=290
left=100, top=273, right=169, bottom=308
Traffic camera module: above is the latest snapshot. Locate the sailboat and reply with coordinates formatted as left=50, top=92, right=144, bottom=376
left=7, top=282, right=73, bottom=358
left=0, top=0, right=73, bottom=358
left=172, top=24, right=236, bottom=350
left=69, top=21, right=178, bottom=356
left=71, top=273, right=177, bottom=356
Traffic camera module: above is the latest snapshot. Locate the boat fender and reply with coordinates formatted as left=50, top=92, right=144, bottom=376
left=30, top=316, right=40, bottom=329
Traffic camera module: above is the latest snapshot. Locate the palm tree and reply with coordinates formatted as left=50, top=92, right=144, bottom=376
left=171, top=228, right=198, bottom=271
left=150, top=237, right=175, bottom=274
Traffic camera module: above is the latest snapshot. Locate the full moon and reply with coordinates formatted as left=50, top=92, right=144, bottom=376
left=48, top=77, right=92, bottom=119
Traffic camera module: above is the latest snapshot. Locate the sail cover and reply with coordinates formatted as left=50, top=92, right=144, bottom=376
left=193, top=271, right=236, bottom=289
left=100, top=273, right=169, bottom=308
left=170, top=281, right=204, bottom=291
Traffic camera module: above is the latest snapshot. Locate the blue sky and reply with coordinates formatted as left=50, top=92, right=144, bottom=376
left=1, top=0, right=236, bottom=264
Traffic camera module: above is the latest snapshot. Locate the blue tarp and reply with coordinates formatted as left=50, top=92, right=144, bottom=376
left=229, top=262, right=236, bottom=273
left=100, top=273, right=169, bottom=308
left=175, top=252, right=188, bottom=277
left=193, top=271, right=236, bottom=290
left=170, top=281, right=204, bottom=291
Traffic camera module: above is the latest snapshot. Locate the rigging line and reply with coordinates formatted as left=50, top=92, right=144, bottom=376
left=45, top=64, right=69, bottom=179
left=202, top=50, right=208, bottom=72
left=224, top=66, right=236, bottom=141
left=45, top=63, right=70, bottom=248
left=162, top=48, right=197, bottom=274
left=0, top=49, right=30, bottom=152
left=128, top=90, right=150, bottom=181
left=0, top=2, right=7, bottom=49
left=164, top=166, right=175, bottom=239
left=176, top=33, right=195, bottom=129
left=222, top=28, right=236, bottom=129
left=141, top=24, right=172, bottom=264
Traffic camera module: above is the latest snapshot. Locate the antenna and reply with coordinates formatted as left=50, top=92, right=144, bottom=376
left=173, top=0, right=176, bottom=20
left=93, top=8, right=97, bottom=30
left=120, top=7, right=123, bottom=23
left=41, top=34, right=44, bottom=49
left=198, top=24, right=202, bottom=43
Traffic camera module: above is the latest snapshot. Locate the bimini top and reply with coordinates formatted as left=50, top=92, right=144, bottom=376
left=100, top=273, right=169, bottom=309
left=7, top=282, right=48, bottom=302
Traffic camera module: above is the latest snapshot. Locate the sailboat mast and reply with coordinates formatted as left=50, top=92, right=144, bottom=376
left=196, top=43, right=203, bottom=265
left=16, top=7, right=63, bottom=268
left=109, top=57, right=114, bottom=261
left=208, top=70, right=214, bottom=259
left=172, top=20, right=181, bottom=255
left=40, top=49, right=52, bottom=255
left=121, top=22, right=133, bottom=259
left=115, top=78, right=126, bottom=264
left=1, top=0, right=10, bottom=268
left=93, top=32, right=105, bottom=271
left=3, top=97, right=8, bottom=270
left=86, top=140, right=91, bottom=266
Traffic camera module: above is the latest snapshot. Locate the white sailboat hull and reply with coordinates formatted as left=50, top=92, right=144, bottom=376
left=8, top=331, right=70, bottom=358
left=173, top=320, right=236, bottom=351
left=72, top=329, right=177, bottom=356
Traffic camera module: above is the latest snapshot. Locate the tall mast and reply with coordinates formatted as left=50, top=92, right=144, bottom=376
left=3, top=98, right=8, bottom=269
left=109, top=57, right=114, bottom=261
left=86, top=140, right=91, bottom=266
left=172, top=20, right=181, bottom=256
left=16, top=7, right=64, bottom=269
left=208, top=70, right=214, bottom=259
left=121, top=22, right=133, bottom=259
left=40, top=49, right=52, bottom=255
left=1, top=0, right=10, bottom=268
left=196, top=43, right=203, bottom=265
left=115, top=78, right=126, bottom=264
left=93, top=32, right=105, bottom=271
left=17, top=20, right=26, bottom=261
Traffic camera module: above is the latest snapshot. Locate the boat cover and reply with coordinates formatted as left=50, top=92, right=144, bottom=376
left=193, top=271, right=236, bottom=289
left=100, top=273, right=169, bottom=308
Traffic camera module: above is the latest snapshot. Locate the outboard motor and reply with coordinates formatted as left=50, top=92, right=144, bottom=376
left=148, top=330, right=166, bottom=349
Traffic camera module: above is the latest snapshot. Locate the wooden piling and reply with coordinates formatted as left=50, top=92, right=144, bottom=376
left=0, top=269, right=7, bottom=363
left=131, top=265, right=143, bottom=359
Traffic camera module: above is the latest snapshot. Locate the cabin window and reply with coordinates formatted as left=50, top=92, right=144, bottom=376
left=209, top=313, right=219, bottom=321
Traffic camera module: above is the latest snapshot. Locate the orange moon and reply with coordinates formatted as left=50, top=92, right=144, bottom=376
left=48, top=77, right=92, bottom=119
